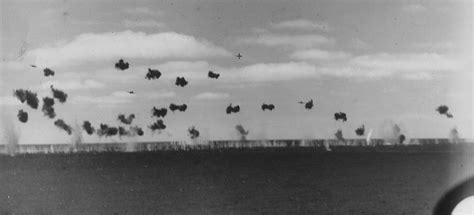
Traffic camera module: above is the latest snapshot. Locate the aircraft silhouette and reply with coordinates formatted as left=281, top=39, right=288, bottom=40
left=236, top=53, right=242, bottom=59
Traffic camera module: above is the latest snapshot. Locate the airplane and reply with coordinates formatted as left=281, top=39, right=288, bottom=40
left=236, top=53, right=242, bottom=59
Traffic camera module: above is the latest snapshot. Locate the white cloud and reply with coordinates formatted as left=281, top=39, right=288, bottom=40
left=123, top=7, right=158, bottom=16
left=271, top=19, right=329, bottom=31
left=142, top=90, right=176, bottom=99
left=402, top=4, right=427, bottom=13
left=241, top=34, right=334, bottom=49
left=38, top=79, right=106, bottom=91
left=26, top=31, right=231, bottom=67
left=192, top=92, right=230, bottom=100
left=122, top=19, right=166, bottom=28
left=71, top=91, right=135, bottom=107
left=0, top=96, right=22, bottom=106
left=290, top=49, right=351, bottom=61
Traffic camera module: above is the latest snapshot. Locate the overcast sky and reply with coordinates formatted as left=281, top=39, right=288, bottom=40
left=0, top=0, right=472, bottom=144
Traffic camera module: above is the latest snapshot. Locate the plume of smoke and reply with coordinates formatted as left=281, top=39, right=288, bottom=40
left=118, top=126, right=131, bottom=136
left=43, top=68, right=55, bottom=77
left=334, top=112, right=347, bottom=122
left=1, top=115, right=19, bottom=156
left=226, top=103, right=240, bottom=114
left=117, top=113, right=135, bottom=124
left=334, top=129, right=345, bottom=142
left=145, top=68, right=161, bottom=80
left=175, top=77, right=188, bottom=87
left=17, top=109, right=28, bottom=123
left=235, top=124, right=249, bottom=141
left=366, top=129, right=373, bottom=146
left=261, top=103, right=275, bottom=111
left=169, top=103, right=187, bottom=112
left=208, top=71, right=220, bottom=79
left=381, top=120, right=404, bottom=145
left=54, top=119, right=72, bottom=135
left=50, top=85, right=68, bottom=103
left=130, top=126, right=144, bottom=136
left=149, top=119, right=166, bottom=132
left=152, top=107, right=167, bottom=118
left=115, top=59, right=129, bottom=70
left=449, top=127, right=461, bottom=144
left=42, top=97, right=56, bottom=118
left=82, top=121, right=95, bottom=135
left=96, top=123, right=118, bottom=137
left=436, top=105, right=453, bottom=118
left=355, top=125, right=365, bottom=136
left=13, top=89, right=39, bottom=109
left=71, top=122, right=83, bottom=151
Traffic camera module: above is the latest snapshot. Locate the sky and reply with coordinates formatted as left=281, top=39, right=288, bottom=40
left=0, top=0, right=472, bottom=144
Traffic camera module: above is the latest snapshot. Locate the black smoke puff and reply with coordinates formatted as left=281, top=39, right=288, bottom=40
left=43, top=68, right=55, bottom=77
left=188, top=126, right=200, bottom=139
left=175, top=77, right=188, bottom=87
left=226, top=103, right=240, bottom=114
left=261, top=103, right=275, bottom=111
left=17, top=109, right=28, bottom=123
left=152, top=107, right=167, bottom=118
left=208, top=71, right=220, bottom=79
left=149, top=119, right=166, bottom=131
left=42, top=97, right=56, bottom=119
left=334, top=112, right=347, bottom=122
left=118, top=113, right=135, bottom=124
left=50, top=85, right=68, bottom=103
left=115, top=59, right=129, bottom=70
left=54, top=119, right=72, bottom=135
left=145, top=68, right=162, bottom=80
left=13, top=89, right=39, bottom=109
left=355, top=125, right=365, bottom=136
left=169, top=103, right=187, bottom=112
left=82, top=121, right=95, bottom=135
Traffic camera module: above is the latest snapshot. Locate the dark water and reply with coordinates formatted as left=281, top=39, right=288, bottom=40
left=0, top=150, right=472, bottom=214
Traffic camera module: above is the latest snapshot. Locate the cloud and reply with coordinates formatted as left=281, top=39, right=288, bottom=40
left=192, top=92, right=230, bottom=100
left=290, top=49, right=351, bottom=61
left=402, top=4, right=427, bottom=13
left=142, top=90, right=176, bottom=99
left=123, top=7, right=158, bottom=16
left=122, top=19, right=166, bottom=28
left=271, top=19, right=329, bottom=31
left=38, top=79, right=106, bottom=91
left=0, top=96, right=22, bottom=106
left=241, top=34, right=334, bottom=49
left=71, top=91, right=135, bottom=107
left=26, top=31, right=231, bottom=67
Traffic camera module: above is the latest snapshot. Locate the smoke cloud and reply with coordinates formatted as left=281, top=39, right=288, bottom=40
left=449, top=127, right=460, bottom=144
left=175, top=77, right=188, bottom=87
left=188, top=126, right=200, bottom=139
left=17, top=109, right=28, bottom=123
left=235, top=124, right=249, bottom=141
left=226, top=103, right=240, bottom=114
left=130, top=126, right=144, bottom=136
left=261, top=103, right=275, bottom=111
left=115, top=59, right=129, bottom=70
left=145, top=68, right=161, bottom=80
left=54, top=119, right=72, bottom=135
left=13, top=89, right=39, bottom=109
left=355, top=125, right=365, bottom=136
left=50, top=85, right=68, bottom=103
left=334, top=129, right=345, bottom=142
left=208, top=71, right=220, bottom=79
left=381, top=120, right=405, bottom=145
left=149, top=119, right=166, bottom=131
left=43, top=68, right=55, bottom=77
left=97, top=123, right=118, bottom=137
left=118, top=113, right=135, bottom=124
left=118, top=126, right=131, bottom=136
left=42, top=97, right=56, bottom=119
left=298, top=99, right=313, bottom=110
left=169, top=103, right=187, bottom=112
left=152, top=107, right=167, bottom=118
left=334, top=112, right=347, bottom=122
left=436, top=105, right=453, bottom=118
left=82, top=120, right=95, bottom=135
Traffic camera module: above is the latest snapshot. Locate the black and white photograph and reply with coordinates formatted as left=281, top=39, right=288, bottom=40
left=0, top=0, right=473, bottom=214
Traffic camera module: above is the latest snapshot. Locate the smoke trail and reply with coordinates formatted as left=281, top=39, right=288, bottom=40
left=235, top=124, right=249, bottom=141
left=145, top=68, right=161, bottom=80
left=117, top=113, right=135, bottom=124
left=50, top=85, right=68, bottom=103
left=17, top=109, right=28, bottom=123
left=355, top=125, right=365, bottom=136
left=54, top=119, right=72, bottom=135
left=82, top=121, right=95, bottom=135
left=188, top=126, right=200, bottom=139
left=436, top=105, right=453, bottom=118
left=42, top=97, right=56, bottom=118
left=96, top=123, right=118, bottom=137
left=449, top=127, right=461, bottom=144
left=334, top=129, right=345, bottom=142
left=43, top=68, right=55, bottom=77
left=13, top=89, right=39, bottom=109
left=1, top=115, right=19, bottom=156
left=149, top=119, right=166, bottom=132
